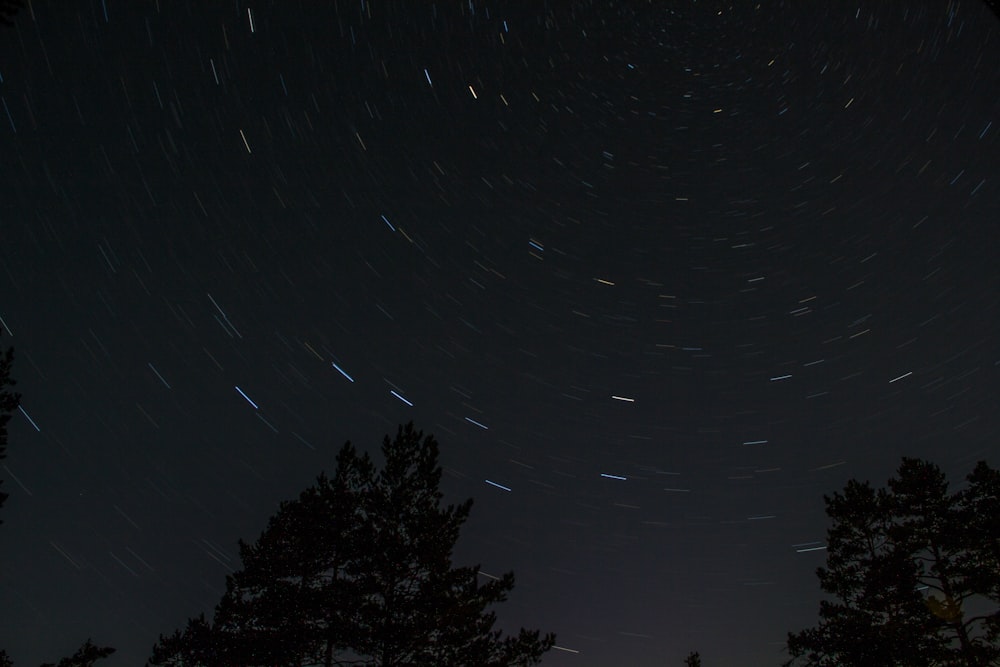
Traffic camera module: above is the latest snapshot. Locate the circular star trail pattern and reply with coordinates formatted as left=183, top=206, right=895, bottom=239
left=0, top=2, right=998, bottom=665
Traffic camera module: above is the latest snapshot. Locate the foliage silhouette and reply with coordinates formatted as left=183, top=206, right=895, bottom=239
left=683, top=650, right=701, bottom=666
left=784, top=457, right=1000, bottom=666
left=38, top=639, right=116, bottom=667
left=986, top=0, right=1000, bottom=23
left=149, top=422, right=555, bottom=666
left=0, top=1, right=24, bottom=28
left=0, top=328, right=22, bottom=522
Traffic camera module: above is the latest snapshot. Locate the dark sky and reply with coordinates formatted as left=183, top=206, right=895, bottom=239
left=1, top=1, right=998, bottom=665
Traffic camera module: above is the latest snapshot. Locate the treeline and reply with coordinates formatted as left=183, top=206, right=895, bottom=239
left=2, top=333, right=999, bottom=666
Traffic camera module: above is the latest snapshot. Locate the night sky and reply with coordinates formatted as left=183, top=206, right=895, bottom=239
left=1, top=1, right=998, bottom=665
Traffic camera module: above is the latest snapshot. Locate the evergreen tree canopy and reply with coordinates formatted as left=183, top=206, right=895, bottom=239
left=149, top=422, right=555, bottom=667
left=0, top=329, right=22, bottom=522
left=683, top=650, right=702, bottom=667
left=0, top=639, right=115, bottom=667
left=38, top=639, right=116, bottom=667
left=784, top=457, right=1000, bottom=666
left=0, top=1, right=24, bottom=28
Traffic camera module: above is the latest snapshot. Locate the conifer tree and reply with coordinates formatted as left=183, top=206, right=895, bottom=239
left=39, top=639, right=116, bottom=667
left=150, top=423, right=555, bottom=666
left=785, top=457, right=1000, bottom=666
left=683, top=651, right=702, bottom=666
left=0, top=329, right=22, bottom=522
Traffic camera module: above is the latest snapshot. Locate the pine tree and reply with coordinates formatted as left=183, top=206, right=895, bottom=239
left=0, top=640, right=116, bottom=667
left=683, top=651, right=702, bottom=666
left=0, top=1, right=24, bottom=28
left=39, top=639, right=116, bottom=667
left=149, top=423, right=555, bottom=666
left=785, top=457, right=1000, bottom=666
left=0, top=329, right=22, bottom=522
left=352, top=423, right=552, bottom=666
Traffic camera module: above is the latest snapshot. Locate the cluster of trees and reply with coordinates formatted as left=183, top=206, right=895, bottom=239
left=2, top=331, right=999, bottom=665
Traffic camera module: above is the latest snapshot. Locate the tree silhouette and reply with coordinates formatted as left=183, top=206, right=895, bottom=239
left=683, top=650, right=702, bottom=666
left=986, top=0, right=1000, bottom=23
left=150, top=442, right=376, bottom=666
left=0, top=1, right=24, bottom=28
left=0, top=643, right=108, bottom=667
left=149, top=422, right=555, bottom=667
left=38, top=639, right=116, bottom=667
left=784, top=457, right=1000, bottom=666
left=0, top=328, right=22, bottom=523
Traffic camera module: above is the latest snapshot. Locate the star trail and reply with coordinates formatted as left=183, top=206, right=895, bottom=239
left=0, top=1, right=997, bottom=665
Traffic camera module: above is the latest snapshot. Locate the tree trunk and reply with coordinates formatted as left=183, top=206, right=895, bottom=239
left=930, top=544, right=976, bottom=665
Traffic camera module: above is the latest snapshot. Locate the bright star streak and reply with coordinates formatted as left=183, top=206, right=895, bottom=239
left=553, top=646, right=580, bottom=654
left=390, top=390, right=413, bottom=406
left=331, top=362, right=355, bottom=383
left=235, top=386, right=259, bottom=409
left=148, top=363, right=171, bottom=389
left=18, top=405, right=40, bottom=431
